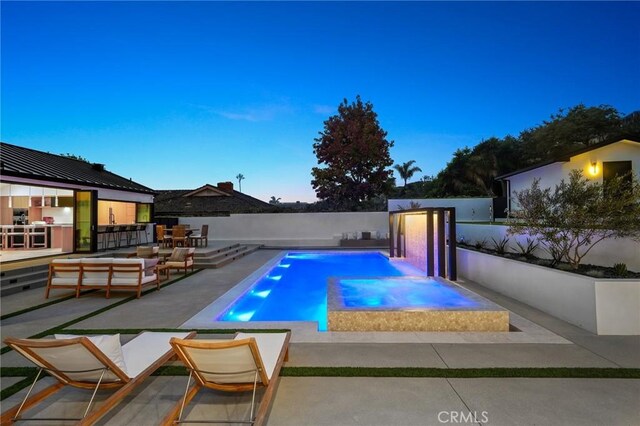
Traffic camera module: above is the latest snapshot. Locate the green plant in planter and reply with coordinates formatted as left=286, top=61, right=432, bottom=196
left=515, top=237, right=539, bottom=258
left=613, top=263, right=628, bottom=278
left=491, top=236, right=510, bottom=255
left=474, top=239, right=488, bottom=250
left=508, top=170, right=640, bottom=269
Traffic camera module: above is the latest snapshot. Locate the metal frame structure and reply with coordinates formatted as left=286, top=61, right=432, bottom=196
left=388, top=207, right=457, bottom=280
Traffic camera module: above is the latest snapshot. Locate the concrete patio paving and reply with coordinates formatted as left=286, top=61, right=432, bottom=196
left=1, top=249, right=638, bottom=425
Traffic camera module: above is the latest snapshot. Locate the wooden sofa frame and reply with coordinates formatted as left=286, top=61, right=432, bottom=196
left=46, top=260, right=160, bottom=299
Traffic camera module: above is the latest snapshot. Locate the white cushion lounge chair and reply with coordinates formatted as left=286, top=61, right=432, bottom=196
left=1, top=331, right=196, bottom=425
left=161, top=331, right=291, bottom=426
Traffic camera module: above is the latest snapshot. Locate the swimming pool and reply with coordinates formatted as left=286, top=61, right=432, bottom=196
left=218, top=251, right=425, bottom=330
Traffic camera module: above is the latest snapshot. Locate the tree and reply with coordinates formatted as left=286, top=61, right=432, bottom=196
left=269, top=196, right=281, bottom=205
left=236, top=173, right=245, bottom=192
left=519, top=104, right=623, bottom=164
left=507, top=169, right=640, bottom=269
left=393, top=160, right=422, bottom=186
left=311, top=96, right=394, bottom=210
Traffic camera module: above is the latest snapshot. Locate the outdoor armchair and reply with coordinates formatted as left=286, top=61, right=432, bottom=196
left=162, top=247, right=195, bottom=276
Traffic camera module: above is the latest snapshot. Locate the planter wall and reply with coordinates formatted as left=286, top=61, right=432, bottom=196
left=457, top=247, right=640, bottom=335
left=456, top=223, right=640, bottom=270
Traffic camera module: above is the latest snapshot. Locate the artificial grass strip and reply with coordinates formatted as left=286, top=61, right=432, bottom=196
left=1, top=376, right=44, bottom=401
left=2, top=366, right=639, bottom=401
left=0, top=270, right=203, bottom=356
left=0, top=293, right=81, bottom=321
left=280, top=367, right=640, bottom=379
left=61, top=328, right=291, bottom=335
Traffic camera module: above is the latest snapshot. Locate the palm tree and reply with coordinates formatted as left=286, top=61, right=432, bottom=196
left=269, top=196, right=281, bottom=205
left=393, top=160, right=422, bottom=186
left=236, top=173, right=245, bottom=192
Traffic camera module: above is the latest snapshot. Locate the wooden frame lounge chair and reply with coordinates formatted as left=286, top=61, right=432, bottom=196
left=1, top=331, right=196, bottom=425
left=161, top=331, right=291, bottom=426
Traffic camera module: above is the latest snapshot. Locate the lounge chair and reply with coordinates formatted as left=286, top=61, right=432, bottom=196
left=161, top=331, right=291, bottom=426
left=1, top=331, right=196, bottom=425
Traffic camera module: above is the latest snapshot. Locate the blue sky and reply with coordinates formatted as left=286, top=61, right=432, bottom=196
left=2, top=1, right=639, bottom=202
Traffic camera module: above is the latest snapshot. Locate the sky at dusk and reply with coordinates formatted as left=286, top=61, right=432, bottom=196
left=2, top=1, right=639, bottom=202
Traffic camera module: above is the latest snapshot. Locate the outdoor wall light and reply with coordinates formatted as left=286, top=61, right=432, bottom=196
left=590, top=161, right=598, bottom=175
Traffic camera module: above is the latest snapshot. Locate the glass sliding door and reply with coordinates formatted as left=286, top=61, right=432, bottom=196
left=75, top=190, right=97, bottom=252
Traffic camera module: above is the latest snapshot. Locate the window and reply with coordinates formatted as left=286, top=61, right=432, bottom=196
left=136, top=203, right=152, bottom=223
left=603, top=161, right=632, bottom=196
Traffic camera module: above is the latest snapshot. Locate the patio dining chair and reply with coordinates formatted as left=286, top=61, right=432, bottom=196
left=161, top=331, right=290, bottom=426
left=171, top=225, right=188, bottom=248
left=156, top=225, right=172, bottom=248
left=188, top=224, right=209, bottom=247
left=1, top=331, right=196, bottom=425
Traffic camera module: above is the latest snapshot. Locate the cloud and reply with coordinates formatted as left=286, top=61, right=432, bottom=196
left=214, top=103, right=293, bottom=122
left=312, top=104, right=335, bottom=115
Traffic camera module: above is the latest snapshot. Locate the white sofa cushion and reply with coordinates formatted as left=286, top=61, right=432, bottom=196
left=111, top=258, right=144, bottom=279
left=51, top=259, right=81, bottom=279
left=55, top=334, right=127, bottom=376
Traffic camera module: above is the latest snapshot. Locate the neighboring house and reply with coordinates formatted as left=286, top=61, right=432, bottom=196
left=497, top=138, right=639, bottom=213
left=0, top=142, right=155, bottom=254
left=154, top=182, right=275, bottom=218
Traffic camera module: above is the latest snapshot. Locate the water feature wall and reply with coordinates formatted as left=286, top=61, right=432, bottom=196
left=389, top=208, right=457, bottom=280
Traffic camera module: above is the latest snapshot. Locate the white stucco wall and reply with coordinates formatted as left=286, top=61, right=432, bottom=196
left=457, top=248, right=640, bottom=335
left=180, top=212, right=389, bottom=247
left=389, top=198, right=493, bottom=221
left=508, top=139, right=640, bottom=205
left=456, top=223, right=640, bottom=270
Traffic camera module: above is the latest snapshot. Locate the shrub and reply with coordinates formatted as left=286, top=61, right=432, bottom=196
left=508, top=170, right=640, bottom=269
left=515, top=237, right=539, bottom=258
left=474, top=239, right=488, bottom=250
left=613, top=263, right=628, bottom=278
left=491, top=237, right=510, bottom=255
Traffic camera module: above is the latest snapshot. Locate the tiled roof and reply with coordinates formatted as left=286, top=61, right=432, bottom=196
left=0, top=142, right=155, bottom=194
left=154, top=187, right=275, bottom=217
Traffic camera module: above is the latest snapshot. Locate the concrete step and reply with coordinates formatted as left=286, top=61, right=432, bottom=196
left=195, top=245, right=261, bottom=269
left=193, top=243, right=241, bottom=258
left=0, top=276, right=49, bottom=297
left=0, top=264, right=49, bottom=280
left=0, top=269, right=48, bottom=287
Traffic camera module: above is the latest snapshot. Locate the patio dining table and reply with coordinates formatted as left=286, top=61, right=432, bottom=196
left=165, top=227, right=199, bottom=236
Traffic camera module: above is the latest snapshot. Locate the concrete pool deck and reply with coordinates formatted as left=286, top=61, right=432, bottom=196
left=1, top=249, right=639, bottom=425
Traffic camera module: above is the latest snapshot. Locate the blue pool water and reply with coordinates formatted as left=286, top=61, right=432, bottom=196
left=337, top=277, right=481, bottom=309
left=218, top=251, right=478, bottom=331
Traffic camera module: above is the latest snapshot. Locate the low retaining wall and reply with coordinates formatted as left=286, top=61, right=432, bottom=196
left=457, top=248, right=640, bottom=335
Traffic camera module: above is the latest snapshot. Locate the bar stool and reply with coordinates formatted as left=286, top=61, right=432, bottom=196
left=0, top=226, right=6, bottom=249
left=136, top=224, right=148, bottom=244
left=102, top=226, right=117, bottom=250
left=126, top=224, right=138, bottom=246
left=29, top=225, right=48, bottom=248
left=7, top=226, right=27, bottom=249
left=115, top=225, right=128, bottom=248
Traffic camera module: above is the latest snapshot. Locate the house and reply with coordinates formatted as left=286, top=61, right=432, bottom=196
left=0, top=142, right=155, bottom=256
left=154, top=182, right=274, bottom=218
left=496, top=138, right=639, bottom=213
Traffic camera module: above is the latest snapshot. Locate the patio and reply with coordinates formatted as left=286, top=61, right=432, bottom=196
left=1, top=249, right=638, bottom=425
